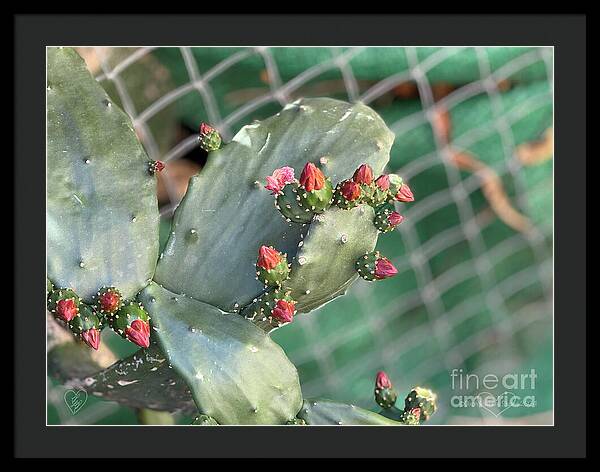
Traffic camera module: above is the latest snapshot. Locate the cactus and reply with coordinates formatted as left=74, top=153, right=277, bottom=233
left=109, top=301, right=151, bottom=348
left=256, top=245, right=291, bottom=287
left=46, top=47, right=436, bottom=425
left=68, top=304, right=102, bottom=350
left=403, top=387, right=437, bottom=423
left=192, top=414, right=219, bottom=426
left=296, top=399, right=405, bottom=426
left=198, top=122, right=222, bottom=152
left=372, top=371, right=437, bottom=425
left=152, top=97, right=393, bottom=312
left=373, top=203, right=404, bottom=233
left=374, top=371, right=398, bottom=409
left=47, top=47, right=159, bottom=302
left=48, top=288, right=81, bottom=322
left=136, top=282, right=302, bottom=425
left=355, top=251, right=399, bottom=281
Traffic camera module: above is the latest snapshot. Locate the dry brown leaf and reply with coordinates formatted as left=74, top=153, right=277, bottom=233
left=431, top=106, right=452, bottom=144
left=516, top=127, right=553, bottom=166
left=450, top=149, right=532, bottom=234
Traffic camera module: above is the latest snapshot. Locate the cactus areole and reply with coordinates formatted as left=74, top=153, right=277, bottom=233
left=47, top=47, right=436, bottom=426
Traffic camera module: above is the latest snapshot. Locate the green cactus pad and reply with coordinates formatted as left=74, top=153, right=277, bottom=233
left=72, top=344, right=197, bottom=414
left=285, top=205, right=379, bottom=313
left=243, top=205, right=379, bottom=322
left=298, top=178, right=333, bottom=214
left=47, top=47, right=159, bottom=302
left=275, top=182, right=315, bottom=224
left=138, top=282, right=303, bottom=425
left=297, top=398, right=404, bottom=426
left=110, top=300, right=150, bottom=336
left=153, top=98, right=393, bottom=312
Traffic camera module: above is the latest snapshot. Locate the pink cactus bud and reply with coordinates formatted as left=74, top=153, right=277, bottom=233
left=410, top=407, right=421, bottom=420
left=257, top=245, right=282, bottom=270
left=376, top=371, right=393, bottom=389
left=199, top=122, right=215, bottom=136
left=299, top=162, right=325, bottom=192
left=340, top=180, right=361, bottom=201
left=271, top=299, right=295, bottom=323
left=126, top=319, right=150, bottom=348
left=154, top=160, right=165, bottom=172
left=387, top=211, right=404, bottom=226
left=265, top=166, right=295, bottom=195
left=82, top=328, right=100, bottom=350
left=353, top=164, right=374, bottom=185
left=375, top=174, right=390, bottom=191
left=56, top=299, right=78, bottom=322
left=374, top=257, right=398, bottom=279
left=99, top=291, right=121, bottom=313
left=265, top=176, right=281, bottom=194
left=395, top=183, right=415, bottom=202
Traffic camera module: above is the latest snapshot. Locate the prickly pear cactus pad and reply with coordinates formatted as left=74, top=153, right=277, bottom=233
left=74, top=344, right=197, bottom=414
left=154, top=98, right=394, bottom=311
left=297, top=399, right=403, bottom=426
left=138, top=282, right=303, bottom=425
left=47, top=47, right=159, bottom=301
left=243, top=205, right=378, bottom=319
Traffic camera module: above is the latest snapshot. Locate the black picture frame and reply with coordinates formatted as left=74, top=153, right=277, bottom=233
left=15, top=13, right=586, bottom=458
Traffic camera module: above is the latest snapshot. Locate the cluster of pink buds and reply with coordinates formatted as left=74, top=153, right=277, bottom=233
left=265, top=166, right=295, bottom=195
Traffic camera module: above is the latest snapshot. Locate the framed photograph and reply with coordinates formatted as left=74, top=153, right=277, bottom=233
left=14, top=14, right=586, bottom=459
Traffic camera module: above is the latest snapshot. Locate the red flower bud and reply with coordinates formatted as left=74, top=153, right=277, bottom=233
left=375, top=174, right=390, bottom=191
left=374, top=257, right=398, bottom=279
left=376, top=371, right=393, bottom=389
left=353, top=164, right=374, bottom=185
left=395, top=183, right=415, bottom=202
left=154, top=160, right=165, bottom=172
left=199, top=122, right=215, bottom=136
left=340, top=180, right=361, bottom=201
left=82, top=328, right=100, bottom=350
left=126, top=319, right=150, bottom=348
left=56, top=299, right=78, bottom=322
left=387, top=211, right=404, bottom=226
left=299, top=162, right=325, bottom=192
left=410, top=407, right=421, bottom=421
left=257, top=245, right=282, bottom=270
left=99, top=291, right=121, bottom=314
left=271, top=299, right=295, bottom=323
left=265, top=166, right=295, bottom=195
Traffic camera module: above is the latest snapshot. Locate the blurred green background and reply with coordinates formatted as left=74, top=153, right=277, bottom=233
left=48, top=46, right=553, bottom=425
